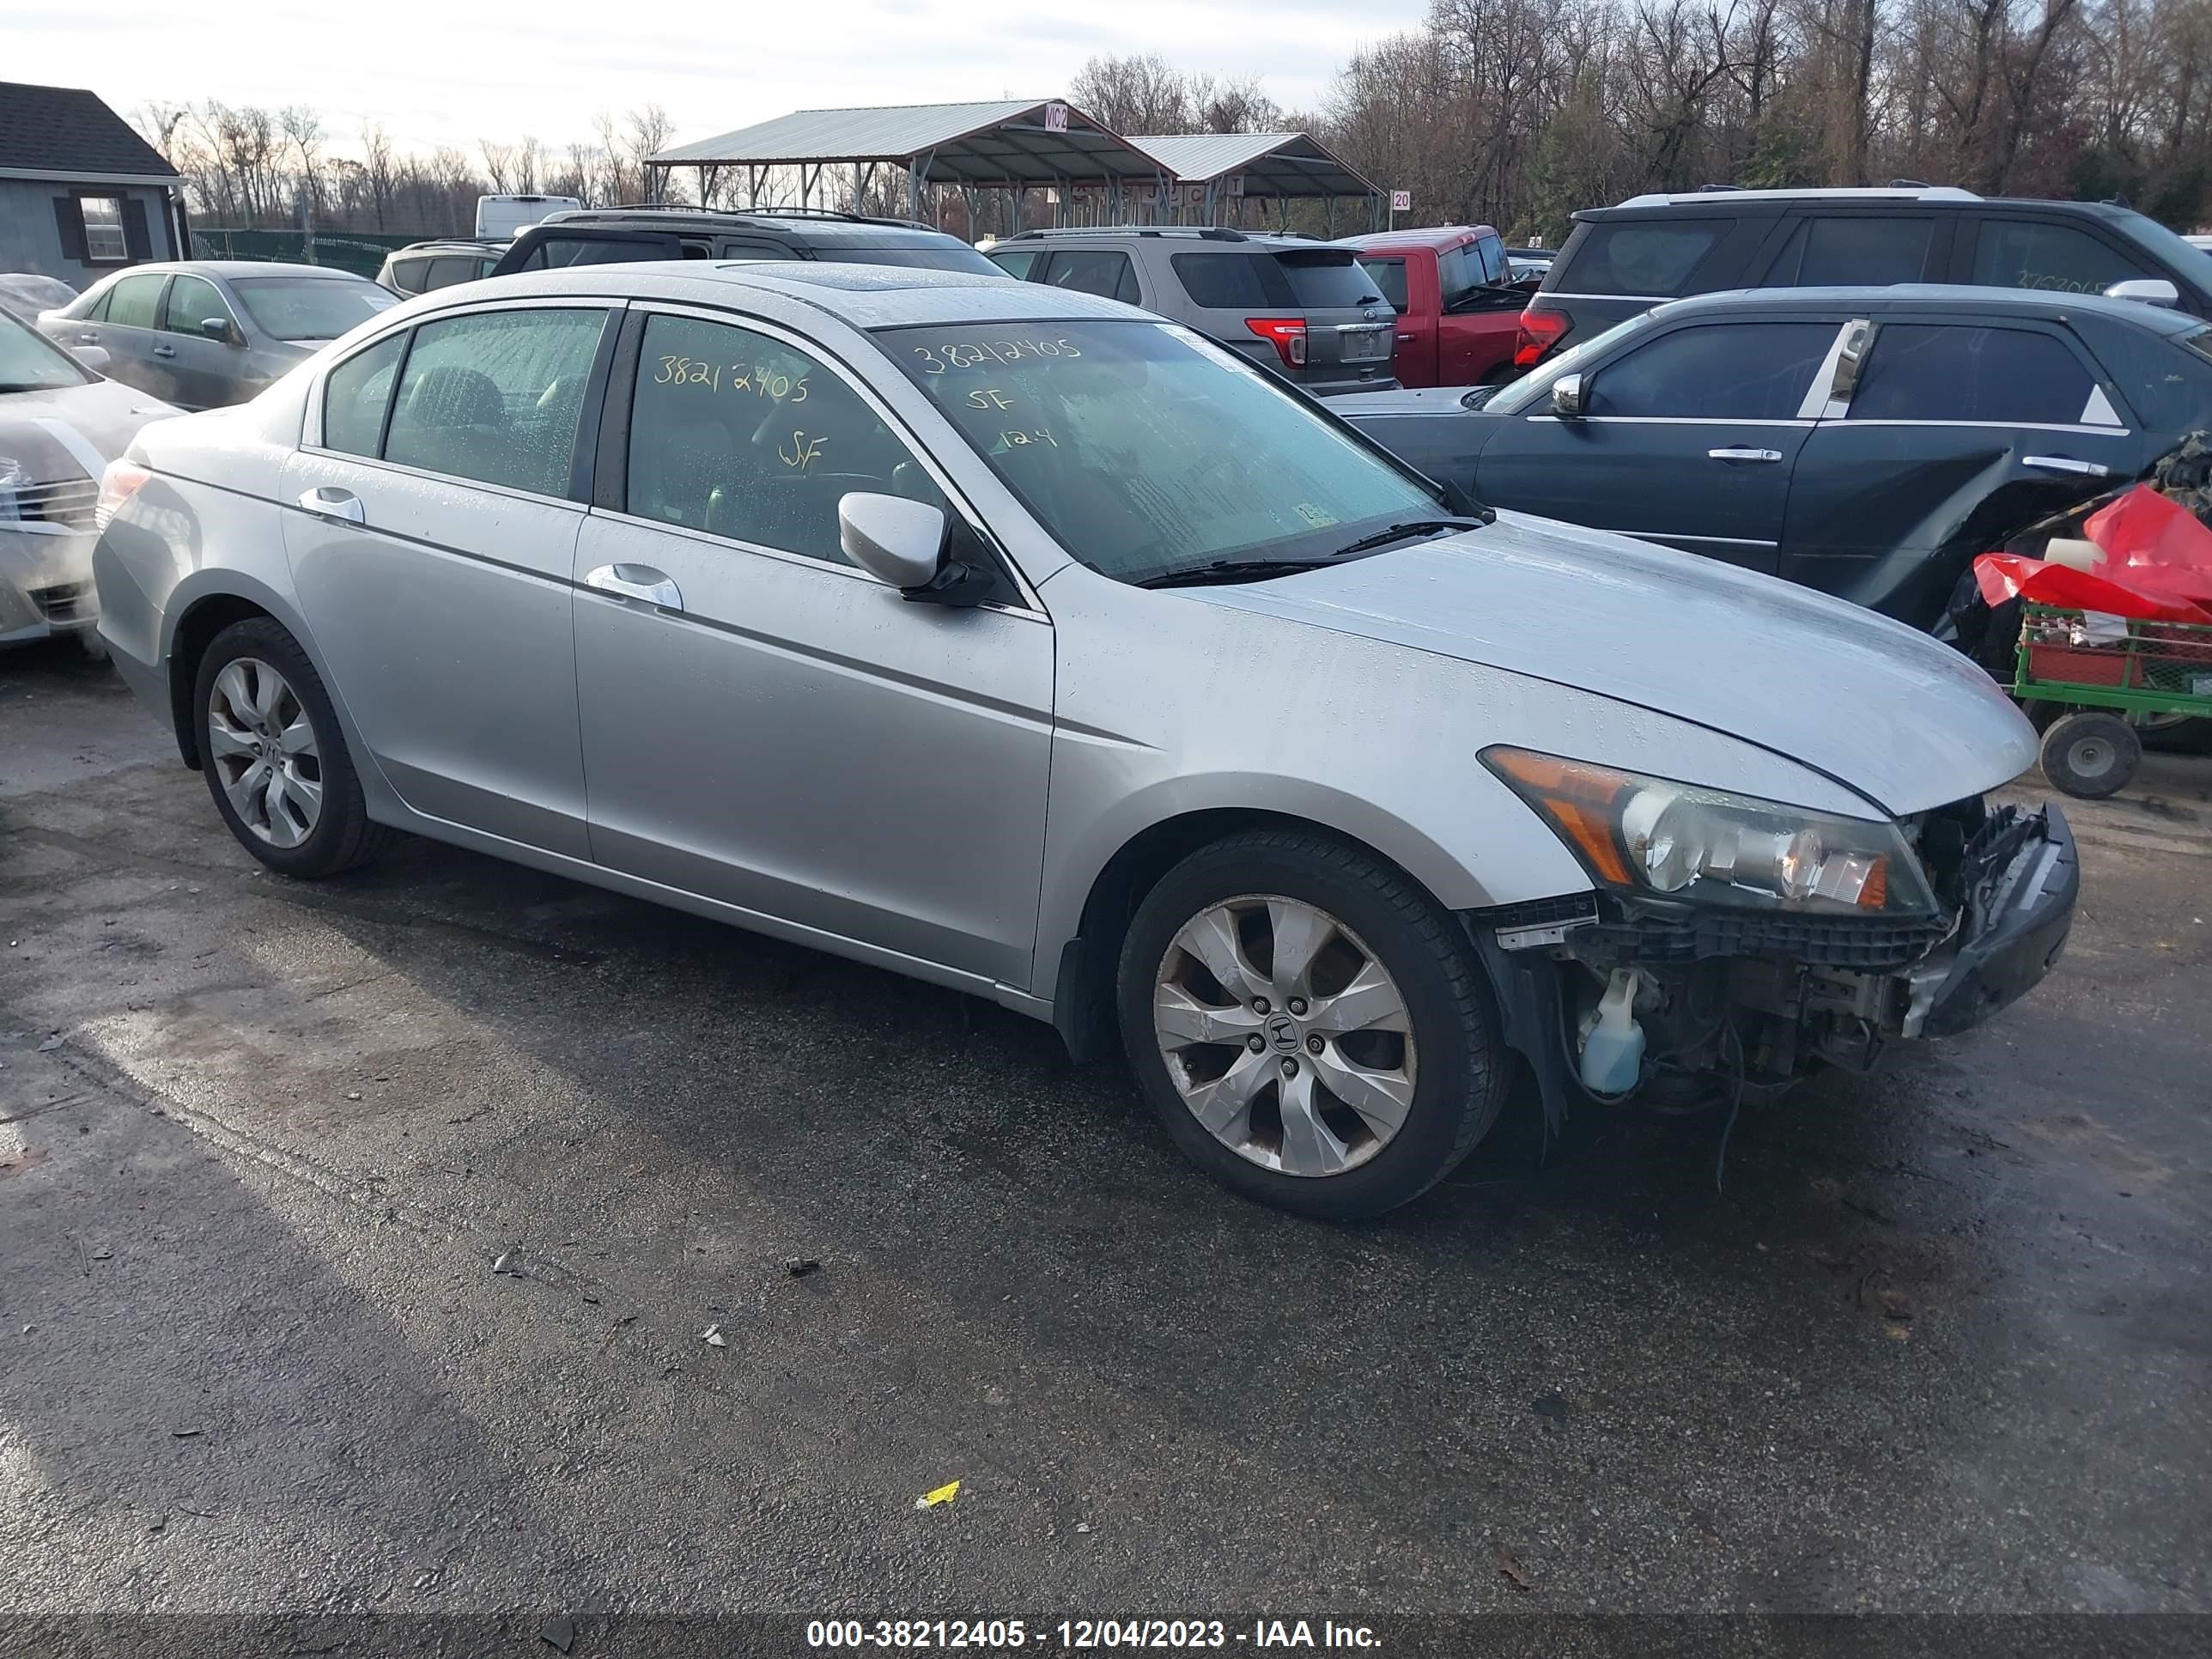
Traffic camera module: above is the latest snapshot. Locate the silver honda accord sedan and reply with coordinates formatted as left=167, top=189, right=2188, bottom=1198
left=90, top=263, right=2077, bottom=1218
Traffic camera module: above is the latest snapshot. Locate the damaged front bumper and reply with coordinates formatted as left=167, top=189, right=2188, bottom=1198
left=0, top=523, right=100, bottom=647
left=1470, top=801, right=2078, bottom=1110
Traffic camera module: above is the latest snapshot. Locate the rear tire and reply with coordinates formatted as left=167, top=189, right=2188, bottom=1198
left=2039, top=710, right=2139, bottom=799
left=192, top=617, right=396, bottom=877
left=1116, top=828, right=1508, bottom=1220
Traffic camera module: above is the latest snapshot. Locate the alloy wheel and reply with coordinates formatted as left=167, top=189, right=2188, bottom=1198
left=206, top=657, right=323, bottom=848
left=1152, top=894, right=1417, bottom=1177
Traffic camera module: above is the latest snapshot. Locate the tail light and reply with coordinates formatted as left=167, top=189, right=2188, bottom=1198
left=1245, top=317, right=1309, bottom=368
left=1513, top=304, right=1571, bottom=368
left=95, top=459, right=151, bottom=531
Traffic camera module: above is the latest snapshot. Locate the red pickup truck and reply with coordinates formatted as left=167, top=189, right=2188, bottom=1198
left=1340, top=226, right=1528, bottom=387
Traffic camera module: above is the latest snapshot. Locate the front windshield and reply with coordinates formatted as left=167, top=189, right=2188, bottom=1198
left=880, top=319, right=1443, bottom=584
left=231, top=276, right=399, bottom=342
left=1485, top=314, right=1645, bottom=413
left=2111, top=209, right=2212, bottom=289
left=0, top=307, right=93, bottom=392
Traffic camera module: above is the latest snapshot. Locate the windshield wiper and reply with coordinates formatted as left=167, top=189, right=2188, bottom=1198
left=1133, top=558, right=1342, bottom=590
left=1327, top=520, right=1479, bottom=558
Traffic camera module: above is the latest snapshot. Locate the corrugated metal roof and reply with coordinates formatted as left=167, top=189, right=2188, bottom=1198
left=652, top=100, right=1164, bottom=183
left=1129, top=132, right=1380, bottom=198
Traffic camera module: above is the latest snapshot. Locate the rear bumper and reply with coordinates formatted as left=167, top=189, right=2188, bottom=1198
left=1911, top=804, right=2078, bottom=1038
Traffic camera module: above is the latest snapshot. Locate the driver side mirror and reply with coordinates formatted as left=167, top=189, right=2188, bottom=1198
left=838, top=492, right=996, bottom=607
left=201, top=317, right=239, bottom=345
left=1551, top=373, right=1585, bottom=418
left=2103, top=276, right=2179, bottom=308
left=75, top=343, right=111, bottom=374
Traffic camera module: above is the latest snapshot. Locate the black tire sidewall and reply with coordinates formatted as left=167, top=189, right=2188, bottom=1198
left=2040, top=711, right=2139, bottom=799
left=192, top=619, right=368, bottom=877
left=1116, top=832, right=1498, bottom=1220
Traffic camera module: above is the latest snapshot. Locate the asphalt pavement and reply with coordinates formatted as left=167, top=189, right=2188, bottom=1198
left=3, top=639, right=2208, bottom=1650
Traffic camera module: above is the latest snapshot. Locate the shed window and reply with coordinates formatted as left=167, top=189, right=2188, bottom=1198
left=80, top=197, right=127, bottom=263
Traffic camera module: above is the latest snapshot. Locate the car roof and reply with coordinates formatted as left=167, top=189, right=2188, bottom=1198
left=1338, top=225, right=1499, bottom=251
left=534, top=209, right=964, bottom=246
left=1657, top=283, right=2203, bottom=335
left=1583, top=188, right=2148, bottom=222
left=98, top=261, right=371, bottom=281
left=388, top=240, right=501, bottom=255
left=404, top=260, right=1133, bottom=329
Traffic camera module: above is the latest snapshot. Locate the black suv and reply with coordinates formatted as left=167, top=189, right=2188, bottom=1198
left=487, top=207, right=1002, bottom=279
left=1518, top=186, right=2212, bottom=370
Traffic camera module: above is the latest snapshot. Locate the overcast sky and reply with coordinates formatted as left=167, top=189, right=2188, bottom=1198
left=15, top=0, right=1431, bottom=158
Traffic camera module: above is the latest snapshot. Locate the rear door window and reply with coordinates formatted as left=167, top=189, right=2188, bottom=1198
left=1587, top=322, right=1842, bottom=418
left=1039, top=249, right=1139, bottom=305
left=510, top=233, right=679, bottom=272
left=1276, top=256, right=1386, bottom=308
left=1564, top=221, right=1724, bottom=296
left=321, top=332, right=407, bottom=458
left=1769, top=216, right=1933, bottom=286
left=988, top=247, right=1042, bottom=281
left=1353, top=256, right=1408, bottom=313
left=422, top=258, right=477, bottom=289
left=1844, top=324, right=2098, bottom=424
left=381, top=307, right=606, bottom=495
left=1970, top=221, right=2153, bottom=295
left=102, top=272, right=166, bottom=330
left=1172, top=252, right=1275, bottom=309
left=1436, top=242, right=1487, bottom=303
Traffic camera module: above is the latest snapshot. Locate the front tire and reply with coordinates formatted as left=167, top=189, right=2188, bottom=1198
left=192, top=617, right=395, bottom=877
left=1117, top=829, right=1508, bottom=1220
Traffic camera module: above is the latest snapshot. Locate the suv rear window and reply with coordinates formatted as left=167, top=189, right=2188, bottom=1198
left=1275, top=255, right=1386, bottom=308
left=1172, top=252, right=1277, bottom=310
left=1562, top=220, right=1723, bottom=296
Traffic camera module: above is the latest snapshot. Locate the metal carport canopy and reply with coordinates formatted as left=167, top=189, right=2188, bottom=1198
left=649, top=99, right=1165, bottom=187
left=1127, top=132, right=1381, bottom=199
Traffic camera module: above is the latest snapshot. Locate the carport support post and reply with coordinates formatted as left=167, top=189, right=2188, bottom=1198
left=909, top=150, right=935, bottom=223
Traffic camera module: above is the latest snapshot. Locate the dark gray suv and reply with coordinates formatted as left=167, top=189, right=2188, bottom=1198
left=1518, top=185, right=2212, bottom=372
left=986, top=227, right=1397, bottom=393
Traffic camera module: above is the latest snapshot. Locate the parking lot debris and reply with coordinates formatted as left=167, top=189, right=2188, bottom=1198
left=36, top=1036, right=62, bottom=1052
left=1495, top=1546, right=1534, bottom=1593
left=915, top=1480, right=961, bottom=1510
left=1531, top=1393, right=1571, bottom=1421
left=1076, top=1522, right=1093, bottom=1534
left=785, top=1257, right=821, bottom=1279
left=492, top=1252, right=515, bottom=1275
left=172, top=1427, right=204, bottom=1438
left=539, top=1616, right=575, bottom=1653
left=147, top=1515, right=166, bottom=1534
left=702, top=1325, right=726, bottom=1347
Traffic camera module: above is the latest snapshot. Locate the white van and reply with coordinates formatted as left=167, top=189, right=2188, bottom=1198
left=474, top=195, right=583, bottom=242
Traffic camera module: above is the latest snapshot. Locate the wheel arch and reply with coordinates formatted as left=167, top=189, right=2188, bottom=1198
left=1048, top=805, right=1474, bottom=1065
left=164, top=586, right=281, bottom=769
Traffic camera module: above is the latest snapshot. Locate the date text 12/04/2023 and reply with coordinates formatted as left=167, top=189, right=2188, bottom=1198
left=804, top=1618, right=1383, bottom=1648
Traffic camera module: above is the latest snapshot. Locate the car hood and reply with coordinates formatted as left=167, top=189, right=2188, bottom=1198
left=1180, top=511, right=2037, bottom=817
left=0, top=377, right=179, bottom=484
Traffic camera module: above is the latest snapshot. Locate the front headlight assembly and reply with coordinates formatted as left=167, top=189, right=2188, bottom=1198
left=1483, top=747, right=1937, bottom=918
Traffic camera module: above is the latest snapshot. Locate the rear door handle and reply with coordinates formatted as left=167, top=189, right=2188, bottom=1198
left=1709, top=447, right=1784, bottom=464
left=2022, top=455, right=2112, bottom=478
left=295, top=486, right=366, bottom=525
left=151, top=343, right=177, bottom=359
left=584, top=562, right=684, bottom=611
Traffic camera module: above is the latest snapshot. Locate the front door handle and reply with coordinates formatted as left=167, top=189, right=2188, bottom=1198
left=1396, top=331, right=1415, bottom=342
left=295, top=485, right=366, bottom=525
left=1709, top=447, right=1784, bottom=464
left=584, top=562, right=684, bottom=611
left=76, top=331, right=100, bottom=345
left=151, top=343, right=177, bottom=359
left=2022, top=455, right=2112, bottom=478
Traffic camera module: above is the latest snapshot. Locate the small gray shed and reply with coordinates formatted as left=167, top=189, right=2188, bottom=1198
left=0, top=81, right=185, bottom=289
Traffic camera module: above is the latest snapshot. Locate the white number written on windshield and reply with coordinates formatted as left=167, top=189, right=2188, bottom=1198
left=912, top=337, right=1082, bottom=374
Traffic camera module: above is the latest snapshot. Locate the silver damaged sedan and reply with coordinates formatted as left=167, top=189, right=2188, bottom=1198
left=3, top=305, right=175, bottom=648
left=91, top=264, right=2078, bottom=1218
